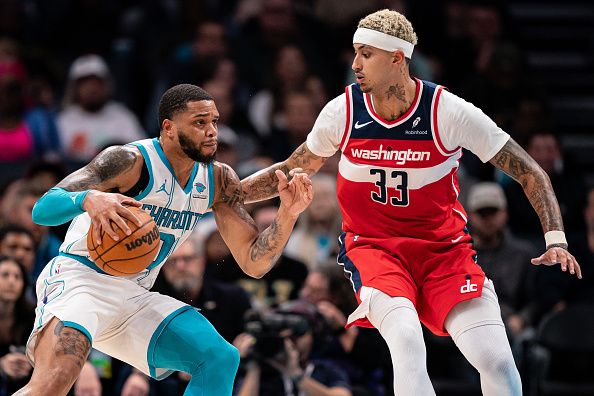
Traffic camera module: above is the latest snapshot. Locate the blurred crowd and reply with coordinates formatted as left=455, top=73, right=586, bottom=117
left=0, top=0, right=593, bottom=395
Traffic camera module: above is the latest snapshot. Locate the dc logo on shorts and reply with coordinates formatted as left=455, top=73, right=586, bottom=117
left=460, top=275, right=477, bottom=294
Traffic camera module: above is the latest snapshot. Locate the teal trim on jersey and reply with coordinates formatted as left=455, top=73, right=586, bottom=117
left=146, top=305, right=194, bottom=380
left=187, top=161, right=199, bottom=195
left=152, top=138, right=199, bottom=194
left=37, top=276, right=65, bottom=329
left=32, top=188, right=90, bottom=226
left=63, top=321, right=93, bottom=345
left=207, top=162, right=215, bottom=209
left=129, top=142, right=155, bottom=200
left=49, top=257, right=58, bottom=276
left=59, top=252, right=107, bottom=275
left=146, top=232, right=176, bottom=270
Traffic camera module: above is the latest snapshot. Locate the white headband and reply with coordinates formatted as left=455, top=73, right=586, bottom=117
left=353, top=27, right=414, bottom=58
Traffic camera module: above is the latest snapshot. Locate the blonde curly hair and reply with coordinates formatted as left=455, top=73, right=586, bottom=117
left=358, top=9, right=418, bottom=46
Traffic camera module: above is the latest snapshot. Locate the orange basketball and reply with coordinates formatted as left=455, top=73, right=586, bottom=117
left=87, top=206, right=160, bottom=276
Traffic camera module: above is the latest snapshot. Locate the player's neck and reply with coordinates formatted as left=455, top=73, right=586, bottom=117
left=371, top=76, right=416, bottom=121
left=159, top=137, right=196, bottom=187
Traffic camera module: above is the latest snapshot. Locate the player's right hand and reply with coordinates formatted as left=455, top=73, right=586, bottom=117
left=83, top=191, right=143, bottom=245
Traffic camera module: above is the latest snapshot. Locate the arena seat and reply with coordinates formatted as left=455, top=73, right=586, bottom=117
left=527, top=304, right=594, bottom=396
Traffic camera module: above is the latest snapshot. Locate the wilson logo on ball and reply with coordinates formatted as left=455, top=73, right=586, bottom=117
left=125, top=226, right=160, bottom=252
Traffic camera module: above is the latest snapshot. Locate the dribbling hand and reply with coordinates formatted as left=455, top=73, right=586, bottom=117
left=83, top=191, right=143, bottom=245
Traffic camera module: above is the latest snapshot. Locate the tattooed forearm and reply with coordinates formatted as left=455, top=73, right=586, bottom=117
left=249, top=218, right=283, bottom=264
left=490, top=139, right=563, bottom=231
left=53, top=321, right=91, bottom=368
left=219, top=164, right=246, bottom=207
left=241, top=164, right=288, bottom=203
left=56, top=146, right=138, bottom=192
left=241, top=143, right=326, bottom=203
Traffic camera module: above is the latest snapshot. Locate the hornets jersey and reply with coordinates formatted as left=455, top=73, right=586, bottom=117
left=337, top=80, right=466, bottom=241
left=59, top=138, right=214, bottom=288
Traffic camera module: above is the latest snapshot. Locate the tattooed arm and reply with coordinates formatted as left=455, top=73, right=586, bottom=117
left=212, top=163, right=313, bottom=278
left=490, top=138, right=562, bottom=234
left=490, top=138, right=581, bottom=278
left=56, top=145, right=144, bottom=193
left=35, top=146, right=145, bottom=243
left=241, top=143, right=327, bottom=204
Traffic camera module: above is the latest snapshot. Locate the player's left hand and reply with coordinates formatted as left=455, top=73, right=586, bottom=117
left=531, top=246, right=582, bottom=279
left=276, top=169, right=313, bottom=217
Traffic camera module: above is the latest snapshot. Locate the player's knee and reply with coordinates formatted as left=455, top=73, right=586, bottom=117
left=389, top=320, right=424, bottom=352
left=31, top=360, right=82, bottom=392
left=477, top=349, right=518, bottom=379
left=202, top=337, right=240, bottom=372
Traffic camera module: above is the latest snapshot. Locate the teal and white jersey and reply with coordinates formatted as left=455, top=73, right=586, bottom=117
left=59, top=138, right=215, bottom=289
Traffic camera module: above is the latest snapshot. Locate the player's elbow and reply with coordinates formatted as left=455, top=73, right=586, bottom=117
left=31, top=198, right=54, bottom=226
left=244, top=265, right=267, bottom=279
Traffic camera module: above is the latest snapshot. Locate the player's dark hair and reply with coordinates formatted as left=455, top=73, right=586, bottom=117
left=158, top=84, right=213, bottom=128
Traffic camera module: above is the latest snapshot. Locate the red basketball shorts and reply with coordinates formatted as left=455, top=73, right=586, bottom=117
left=338, top=231, right=485, bottom=336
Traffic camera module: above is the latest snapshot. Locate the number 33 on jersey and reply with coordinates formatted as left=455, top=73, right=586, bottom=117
left=337, top=80, right=467, bottom=240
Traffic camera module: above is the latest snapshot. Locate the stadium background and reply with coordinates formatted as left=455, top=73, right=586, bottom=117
left=0, top=0, right=593, bottom=395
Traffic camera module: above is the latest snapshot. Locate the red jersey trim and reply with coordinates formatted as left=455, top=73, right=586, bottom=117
left=363, top=78, right=422, bottom=128
left=340, top=86, right=354, bottom=151
left=432, top=86, right=460, bottom=156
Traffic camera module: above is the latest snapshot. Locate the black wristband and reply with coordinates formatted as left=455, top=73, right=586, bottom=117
left=546, top=243, right=568, bottom=250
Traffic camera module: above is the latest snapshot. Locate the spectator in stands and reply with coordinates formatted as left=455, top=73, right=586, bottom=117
left=0, top=56, right=61, bottom=161
left=285, top=174, right=342, bottom=269
left=248, top=44, right=327, bottom=138
left=168, top=20, right=229, bottom=86
left=504, top=132, right=586, bottom=243
left=0, top=255, right=34, bottom=395
left=236, top=300, right=352, bottom=396
left=0, top=180, right=60, bottom=280
left=467, top=182, right=538, bottom=338
left=262, top=90, right=320, bottom=163
left=58, top=54, right=144, bottom=162
left=0, top=225, right=35, bottom=281
left=233, top=0, right=326, bottom=91
left=300, top=263, right=390, bottom=396
left=23, top=159, right=67, bottom=193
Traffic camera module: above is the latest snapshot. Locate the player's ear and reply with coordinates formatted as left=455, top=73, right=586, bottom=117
left=162, top=119, right=175, bottom=137
left=392, top=50, right=405, bottom=64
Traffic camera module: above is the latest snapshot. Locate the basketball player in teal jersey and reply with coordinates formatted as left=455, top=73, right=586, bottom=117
left=15, top=84, right=313, bottom=396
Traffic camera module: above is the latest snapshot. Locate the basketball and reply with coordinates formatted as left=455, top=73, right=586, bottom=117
left=87, top=206, right=160, bottom=276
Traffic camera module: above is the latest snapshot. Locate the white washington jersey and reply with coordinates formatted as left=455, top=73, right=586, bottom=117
left=59, top=138, right=214, bottom=289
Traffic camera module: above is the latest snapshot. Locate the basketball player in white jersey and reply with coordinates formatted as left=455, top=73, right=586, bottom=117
left=15, top=84, right=313, bottom=396
left=241, top=9, right=581, bottom=396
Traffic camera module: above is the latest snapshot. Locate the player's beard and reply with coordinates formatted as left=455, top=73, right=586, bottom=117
left=178, top=131, right=216, bottom=164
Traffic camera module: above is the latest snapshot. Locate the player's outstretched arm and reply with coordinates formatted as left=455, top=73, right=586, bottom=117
left=241, top=142, right=327, bottom=204
left=213, top=163, right=313, bottom=278
left=32, top=146, right=144, bottom=244
left=489, top=138, right=582, bottom=278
